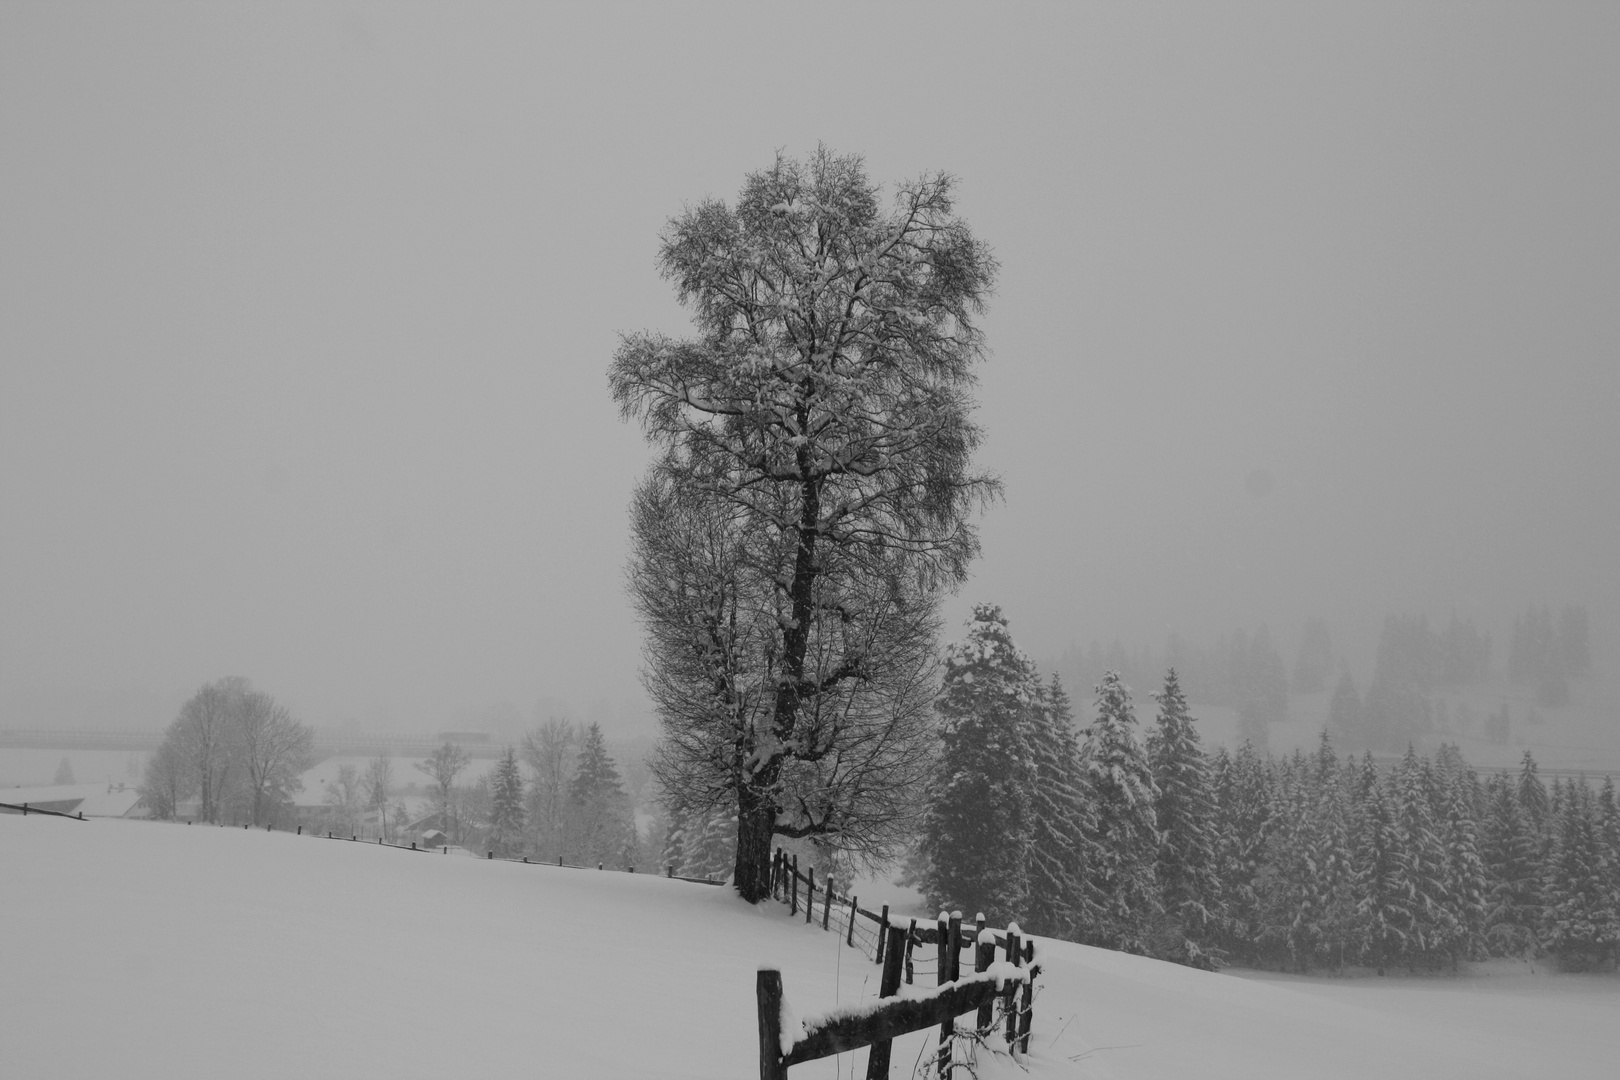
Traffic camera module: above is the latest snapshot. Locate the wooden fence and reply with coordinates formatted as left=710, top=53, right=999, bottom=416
left=761, top=847, right=1039, bottom=1079
left=0, top=801, right=88, bottom=820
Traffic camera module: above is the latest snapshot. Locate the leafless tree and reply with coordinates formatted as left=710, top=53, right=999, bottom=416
left=236, top=687, right=314, bottom=826
left=521, top=718, right=576, bottom=857
left=364, top=756, right=394, bottom=841
left=325, top=763, right=365, bottom=834
left=415, top=741, right=470, bottom=840
left=612, top=148, right=997, bottom=900
left=139, top=735, right=191, bottom=819
left=171, top=680, right=237, bottom=823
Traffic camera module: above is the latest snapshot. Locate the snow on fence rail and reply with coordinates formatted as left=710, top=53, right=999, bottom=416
left=0, top=801, right=87, bottom=820
left=762, top=847, right=1040, bottom=1079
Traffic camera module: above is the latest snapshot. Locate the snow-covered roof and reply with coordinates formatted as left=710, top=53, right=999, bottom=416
left=0, top=783, right=143, bottom=817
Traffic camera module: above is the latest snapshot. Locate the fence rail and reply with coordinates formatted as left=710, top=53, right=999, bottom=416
left=761, top=847, right=1040, bottom=1078
left=0, top=801, right=87, bottom=820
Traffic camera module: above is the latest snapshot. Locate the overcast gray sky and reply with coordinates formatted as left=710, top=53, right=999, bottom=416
left=2, top=3, right=1615, bottom=734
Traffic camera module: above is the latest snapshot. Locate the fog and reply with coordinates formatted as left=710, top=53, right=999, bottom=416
left=2, top=4, right=1615, bottom=740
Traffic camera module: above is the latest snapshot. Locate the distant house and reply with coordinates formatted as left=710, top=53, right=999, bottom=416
left=0, top=783, right=143, bottom=818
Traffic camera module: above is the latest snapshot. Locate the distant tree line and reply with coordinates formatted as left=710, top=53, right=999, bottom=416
left=919, top=607, right=1620, bottom=973
left=140, top=677, right=315, bottom=826
left=1509, top=604, right=1591, bottom=708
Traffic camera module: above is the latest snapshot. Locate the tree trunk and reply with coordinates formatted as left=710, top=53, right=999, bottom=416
left=735, top=780, right=778, bottom=903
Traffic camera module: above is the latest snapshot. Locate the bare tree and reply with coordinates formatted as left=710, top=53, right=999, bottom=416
left=324, top=763, right=365, bottom=834
left=521, top=718, right=575, bottom=857
left=139, top=735, right=191, bottom=819
left=415, top=741, right=470, bottom=840
left=612, top=148, right=997, bottom=900
left=171, top=680, right=237, bottom=823
left=363, top=756, right=394, bottom=841
left=236, top=688, right=314, bottom=826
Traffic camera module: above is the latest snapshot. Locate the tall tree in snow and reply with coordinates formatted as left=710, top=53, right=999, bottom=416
left=920, top=604, right=1038, bottom=925
left=568, top=723, right=633, bottom=867
left=1078, top=671, right=1160, bottom=953
left=522, top=718, right=576, bottom=859
left=415, top=741, right=471, bottom=842
left=614, top=148, right=998, bottom=902
left=1438, top=770, right=1488, bottom=964
left=1540, top=780, right=1616, bottom=968
left=1390, top=748, right=1453, bottom=968
left=1024, top=675, right=1097, bottom=941
left=1516, top=750, right=1550, bottom=833
left=1354, top=763, right=1409, bottom=975
left=363, top=756, right=394, bottom=842
left=487, top=746, right=526, bottom=856
left=1211, top=741, right=1274, bottom=964
left=1146, top=669, right=1222, bottom=967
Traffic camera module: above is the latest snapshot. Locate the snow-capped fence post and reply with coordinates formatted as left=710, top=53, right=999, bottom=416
left=936, top=912, right=952, bottom=1077
left=752, top=938, right=1029, bottom=1080
left=875, top=905, right=889, bottom=965
left=1003, top=927, right=1022, bottom=1049
left=757, top=968, right=787, bottom=1080
left=974, top=927, right=993, bottom=1033
left=865, top=922, right=907, bottom=1078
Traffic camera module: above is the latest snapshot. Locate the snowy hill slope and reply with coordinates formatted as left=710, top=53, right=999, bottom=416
left=3, top=815, right=1613, bottom=1079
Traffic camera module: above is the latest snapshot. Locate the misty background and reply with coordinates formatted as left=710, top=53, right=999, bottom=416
left=2, top=5, right=1615, bottom=751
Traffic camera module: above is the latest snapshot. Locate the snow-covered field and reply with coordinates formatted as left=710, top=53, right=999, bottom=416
left=3, top=814, right=1614, bottom=1079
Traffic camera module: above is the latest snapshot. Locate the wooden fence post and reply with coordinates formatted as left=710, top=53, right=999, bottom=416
left=865, top=924, right=907, bottom=1080
left=757, top=968, right=787, bottom=1080
left=805, top=866, right=815, bottom=924
left=822, top=876, right=833, bottom=930
left=875, top=905, right=889, bottom=965
left=667, top=863, right=673, bottom=878
left=789, top=854, right=799, bottom=915
left=936, top=912, right=952, bottom=1077
left=947, top=912, right=963, bottom=981
left=903, top=928, right=915, bottom=985
left=846, top=895, right=858, bottom=947
left=974, top=923, right=993, bottom=1035
left=296, top=825, right=301, bottom=834
left=1018, top=968, right=1035, bottom=1053
left=1003, top=926, right=1022, bottom=1048
left=487, top=850, right=493, bottom=859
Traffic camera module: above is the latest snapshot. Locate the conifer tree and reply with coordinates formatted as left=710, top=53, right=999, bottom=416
left=1355, top=772, right=1409, bottom=974
left=1078, top=671, right=1160, bottom=953
left=1024, top=675, right=1099, bottom=941
left=1146, top=669, right=1222, bottom=967
left=1211, top=742, right=1274, bottom=965
left=1517, top=750, right=1549, bottom=833
left=920, top=604, right=1038, bottom=924
left=1438, top=771, right=1488, bottom=964
left=567, top=723, right=633, bottom=866
left=1256, top=760, right=1316, bottom=971
left=1480, top=773, right=1541, bottom=955
left=1391, top=748, right=1453, bottom=968
left=1540, top=780, right=1616, bottom=969
left=487, top=746, right=526, bottom=857
left=1300, top=734, right=1360, bottom=971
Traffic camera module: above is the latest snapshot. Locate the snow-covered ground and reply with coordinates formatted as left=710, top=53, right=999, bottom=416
left=3, top=814, right=1614, bottom=1079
